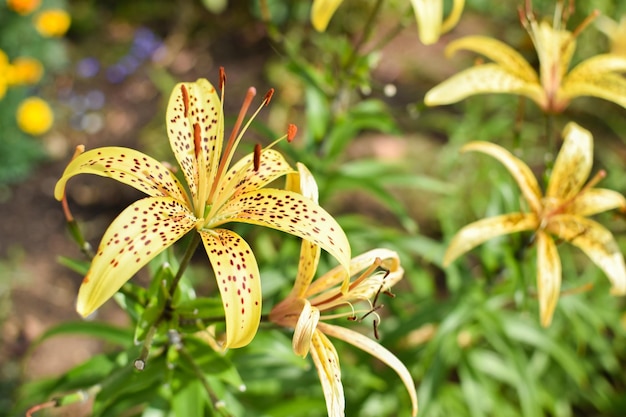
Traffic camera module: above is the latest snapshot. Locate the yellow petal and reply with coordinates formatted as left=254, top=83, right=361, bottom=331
left=211, top=149, right=294, bottom=211
left=424, top=63, right=544, bottom=107
left=536, top=231, right=561, bottom=327
left=311, top=0, right=344, bottom=32
left=569, top=188, right=626, bottom=217
left=319, top=322, right=418, bottom=417
left=410, top=0, right=444, bottom=45
left=530, top=22, right=575, bottom=91
left=167, top=79, right=224, bottom=206
left=77, top=197, right=196, bottom=316
left=286, top=162, right=320, bottom=203
left=54, top=147, right=188, bottom=204
left=546, top=122, right=592, bottom=201
left=443, top=213, right=537, bottom=266
left=546, top=214, right=626, bottom=295
left=461, top=141, right=543, bottom=214
left=292, top=300, right=320, bottom=357
left=440, top=0, right=465, bottom=34
left=211, top=188, right=351, bottom=280
left=309, top=330, right=344, bottom=417
left=199, top=229, right=262, bottom=349
left=562, top=55, right=626, bottom=109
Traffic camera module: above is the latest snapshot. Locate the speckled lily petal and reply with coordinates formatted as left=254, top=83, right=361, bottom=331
left=547, top=214, right=626, bottom=295
left=319, top=322, right=418, bottom=417
left=211, top=149, right=294, bottom=210
left=54, top=147, right=188, bottom=204
left=462, top=141, right=543, bottom=214
left=210, top=188, right=351, bottom=279
left=569, top=188, right=626, bottom=217
left=536, top=231, right=561, bottom=327
left=167, top=79, right=223, bottom=207
left=76, top=197, right=197, bottom=316
left=309, top=330, right=344, bottom=417
left=199, top=228, right=262, bottom=349
left=546, top=122, right=592, bottom=201
left=311, top=0, right=343, bottom=31
left=562, top=55, right=626, bottom=109
left=424, top=64, right=544, bottom=107
left=443, top=213, right=537, bottom=266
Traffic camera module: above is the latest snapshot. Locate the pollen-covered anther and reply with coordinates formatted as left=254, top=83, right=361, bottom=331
left=263, top=88, right=274, bottom=106
left=253, top=143, right=262, bottom=172
left=219, top=66, right=226, bottom=91
left=287, top=124, right=297, bottom=143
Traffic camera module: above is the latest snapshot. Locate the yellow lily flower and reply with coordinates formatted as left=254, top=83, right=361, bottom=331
left=311, top=0, right=464, bottom=45
left=55, top=75, right=351, bottom=349
left=270, top=164, right=417, bottom=417
left=443, top=122, right=626, bottom=326
left=597, top=15, right=626, bottom=56
left=425, top=2, right=626, bottom=113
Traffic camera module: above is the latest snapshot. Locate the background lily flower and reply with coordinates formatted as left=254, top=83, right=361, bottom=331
left=597, top=15, right=626, bottom=56
left=443, top=122, right=626, bottom=326
left=270, top=163, right=418, bottom=417
left=425, top=2, right=626, bottom=113
left=55, top=77, right=351, bottom=349
left=311, top=0, right=464, bottom=45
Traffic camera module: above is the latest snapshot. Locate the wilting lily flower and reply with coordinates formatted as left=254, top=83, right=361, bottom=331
left=270, top=164, right=417, bottom=417
left=425, top=1, right=626, bottom=113
left=311, top=0, right=464, bottom=45
left=444, top=122, right=626, bottom=326
left=55, top=74, right=351, bottom=349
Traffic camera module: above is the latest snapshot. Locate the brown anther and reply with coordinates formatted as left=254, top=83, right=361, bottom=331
left=263, top=88, right=274, bottom=106
left=347, top=315, right=358, bottom=321
left=373, top=319, right=380, bottom=340
left=219, top=67, right=226, bottom=91
left=181, top=85, right=190, bottom=118
left=253, top=143, right=262, bottom=171
left=193, top=123, right=202, bottom=159
left=287, top=124, right=297, bottom=143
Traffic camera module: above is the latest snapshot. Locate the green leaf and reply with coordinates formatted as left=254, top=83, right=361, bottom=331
left=34, top=321, right=133, bottom=348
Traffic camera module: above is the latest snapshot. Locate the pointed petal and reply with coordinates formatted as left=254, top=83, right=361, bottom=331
left=167, top=79, right=224, bottom=205
left=546, top=122, right=592, bottom=201
left=410, top=0, right=444, bottom=45
left=309, top=330, right=344, bottom=417
left=440, top=0, right=465, bottom=34
left=306, top=248, right=402, bottom=301
left=530, top=22, right=575, bottom=90
left=461, top=141, right=543, bottom=214
left=211, top=188, right=351, bottom=280
left=319, top=322, right=418, bottom=417
left=292, top=300, right=320, bottom=357
left=425, top=64, right=544, bottom=106
left=535, top=231, right=561, bottom=327
left=311, top=0, right=344, bottom=32
left=443, top=213, right=537, bottom=266
left=547, top=214, right=626, bottom=295
left=77, top=197, right=196, bottom=316
left=211, top=149, right=294, bottom=210
left=569, top=188, right=626, bottom=217
left=286, top=162, right=320, bottom=203
left=562, top=55, right=626, bottom=109
left=199, top=229, right=262, bottom=349
left=446, top=36, right=539, bottom=82
left=54, top=147, right=188, bottom=203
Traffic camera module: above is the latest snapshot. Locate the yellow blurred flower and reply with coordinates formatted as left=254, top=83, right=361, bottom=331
left=8, top=57, right=43, bottom=85
left=6, top=0, right=41, bottom=15
left=17, top=97, right=54, bottom=135
left=0, top=50, right=9, bottom=99
left=34, top=9, right=71, bottom=37
left=597, top=15, right=626, bottom=56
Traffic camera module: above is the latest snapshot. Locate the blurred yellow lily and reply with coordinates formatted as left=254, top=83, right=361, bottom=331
left=597, top=15, right=626, bottom=56
left=270, top=164, right=417, bottom=417
left=425, top=2, right=626, bottom=113
left=444, top=122, right=626, bottom=326
left=311, top=0, right=464, bottom=45
left=55, top=75, right=351, bottom=349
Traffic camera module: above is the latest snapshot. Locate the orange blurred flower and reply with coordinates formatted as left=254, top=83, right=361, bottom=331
left=17, top=97, right=54, bottom=135
left=6, top=0, right=41, bottom=15
left=34, top=9, right=71, bottom=37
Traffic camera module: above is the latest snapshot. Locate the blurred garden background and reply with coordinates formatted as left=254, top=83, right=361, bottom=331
left=2, top=0, right=626, bottom=416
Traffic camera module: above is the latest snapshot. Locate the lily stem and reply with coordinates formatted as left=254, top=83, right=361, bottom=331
left=167, top=231, right=202, bottom=300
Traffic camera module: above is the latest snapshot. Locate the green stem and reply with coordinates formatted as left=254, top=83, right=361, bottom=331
left=167, top=232, right=202, bottom=300
left=343, top=0, right=384, bottom=73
